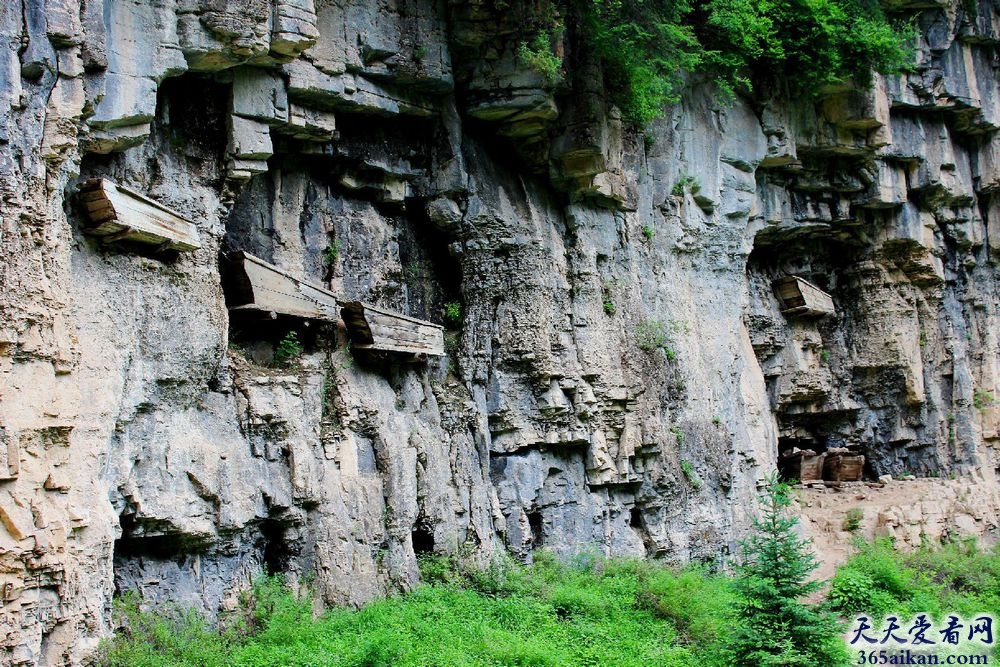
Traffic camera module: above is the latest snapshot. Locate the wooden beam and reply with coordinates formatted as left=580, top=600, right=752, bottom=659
left=77, top=178, right=201, bottom=251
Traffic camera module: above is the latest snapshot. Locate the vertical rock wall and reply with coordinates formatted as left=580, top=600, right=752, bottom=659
left=0, top=0, right=997, bottom=663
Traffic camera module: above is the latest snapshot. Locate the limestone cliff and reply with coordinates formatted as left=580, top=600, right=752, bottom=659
left=1, top=0, right=999, bottom=663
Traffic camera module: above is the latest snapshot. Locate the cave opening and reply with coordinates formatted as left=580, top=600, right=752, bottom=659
left=629, top=506, right=643, bottom=529
left=260, top=518, right=292, bottom=576
left=411, top=525, right=435, bottom=556
left=527, top=511, right=544, bottom=547
left=225, top=309, right=333, bottom=366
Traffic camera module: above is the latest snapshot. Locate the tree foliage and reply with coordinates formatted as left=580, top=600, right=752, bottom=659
left=730, top=474, right=849, bottom=666
left=565, top=0, right=914, bottom=123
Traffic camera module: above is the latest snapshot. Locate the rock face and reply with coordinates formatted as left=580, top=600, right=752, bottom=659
left=0, top=0, right=998, bottom=663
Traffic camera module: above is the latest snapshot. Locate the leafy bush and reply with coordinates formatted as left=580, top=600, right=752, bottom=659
left=843, top=507, right=864, bottom=533
left=94, top=539, right=1000, bottom=667
left=680, top=459, right=704, bottom=490
left=831, top=537, right=1000, bottom=622
left=577, top=0, right=912, bottom=124
left=671, top=173, right=701, bottom=196
left=518, top=30, right=563, bottom=84
left=635, top=319, right=670, bottom=351
left=642, top=224, right=655, bottom=240
left=322, top=240, right=340, bottom=265
left=274, top=331, right=303, bottom=366
left=974, top=388, right=996, bottom=412
left=443, top=301, right=462, bottom=327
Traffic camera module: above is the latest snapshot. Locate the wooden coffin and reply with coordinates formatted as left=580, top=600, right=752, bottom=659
left=223, top=251, right=339, bottom=321
left=77, top=178, right=201, bottom=251
left=823, top=454, right=865, bottom=482
left=340, top=301, right=444, bottom=356
left=773, top=276, right=835, bottom=317
left=780, top=451, right=826, bottom=482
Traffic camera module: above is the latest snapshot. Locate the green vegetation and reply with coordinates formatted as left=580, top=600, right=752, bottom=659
left=843, top=507, right=864, bottom=533
left=518, top=30, right=564, bottom=83
left=636, top=318, right=672, bottom=352
left=731, top=475, right=848, bottom=666
left=974, top=388, right=996, bottom=412
left=97, top=554, right=736, bottom=667
left=671, top=173, right=701, bottom=196
left=571, top=0, right=913, bottom=124
left=443, top=301, right=462, bottom=327
left=642, top=224, right=656, bottom=241
left=820, top=348, right=831, bottom=365
left=274, top=331, right=303, bottom=366
left=322, top=239, right=340, bottom=266
left=603, top=297, right=616, bottom=315
left=680, top=459, right=703, bottom=490
left=830, top=537, right=1000, bottom=622
left=95, top=496, right=1000, bottom=667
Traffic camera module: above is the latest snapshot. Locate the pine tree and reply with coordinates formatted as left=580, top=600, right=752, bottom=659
left=730, top=474, right=849, bottom=666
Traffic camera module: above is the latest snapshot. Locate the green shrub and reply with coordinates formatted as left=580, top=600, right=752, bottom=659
left=518, top=30, right=563, bottom=84
left=274, top=331, right=303, bottom=366
left=641, top=225, right=655, bottom=240
left=843, top=507, right=864, bottom=533
left=635, top=319, right=669, bottom=352
left=974, top=388, right=996, bottom=412
left=680, top=459, right=703, bottom=490
left=579, top=0, right=912, bottom=124
left=603, top=298, right=616, bottom=315
left=443, top=301, right=462, bottom=327
left=671, top=173, right=701, bottom=196
left=323, top=240, right=341, bottom=265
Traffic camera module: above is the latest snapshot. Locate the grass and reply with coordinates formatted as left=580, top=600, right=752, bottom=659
left=96, top=553, right=733, bottom=667
left=95, top=541, right=1000, bottom=667
left=680, top=460, right=703, bottom=491
left=830, top=537, right=1000, bottom=622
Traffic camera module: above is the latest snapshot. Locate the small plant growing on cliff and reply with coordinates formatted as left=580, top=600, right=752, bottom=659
left=672, top=426, right=685, bottom=447
left=635, top=319, right=669, bottom=352
left=820, top=349, right=831, bottom=365
left=974, top=388, right=996, bottom=412
left=843, top=507, right=864, bottom=533
left=680, top=459, right=703, bottom=490
left=671, top=173, right=701, bottom=196
left=413, top=45, right=428, bottom=62
left=730, top=474, right=848, bottom=666
left=323, top=239, right=341, bottom=265
left=517, top=30, right=563, bottom=84
left=274, top=331, right=303, bottom=365
left=444, top=301, right=462, bottom=327
left=641, top=224, right=655, bottom=241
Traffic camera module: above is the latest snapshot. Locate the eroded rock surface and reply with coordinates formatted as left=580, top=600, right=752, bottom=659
left=1, top=0, right=999, bottom=663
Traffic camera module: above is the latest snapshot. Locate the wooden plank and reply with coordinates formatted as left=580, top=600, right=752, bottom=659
left=77, top=178, right=201, bottom=251
left=225, top=251, right=340, bottom=322
left=366, top=323, right=442, bottom=350
left=773, top=276, right=835, bottom=317
left=340, top=300, right=444, bottom=356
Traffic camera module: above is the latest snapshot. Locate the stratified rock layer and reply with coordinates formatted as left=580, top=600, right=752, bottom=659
left=0, top=0, right=998, bottom=663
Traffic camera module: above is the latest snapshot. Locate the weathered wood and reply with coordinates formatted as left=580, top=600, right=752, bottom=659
left=781, top=451, right=826, bottom=482
left=223, top=251, right=339, bottom=321
left=77, top=178, right=201, bottom=251
left=341, top=301, right=444, bottom=356
left=823, top=454, right=865, bottom=482
left=773, top=276, right=836, bottom=317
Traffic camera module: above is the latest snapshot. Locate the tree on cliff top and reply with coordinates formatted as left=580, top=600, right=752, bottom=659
left=577, top=0, right=913, bottom=123
left=729, top=474, right=849, bottom=666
